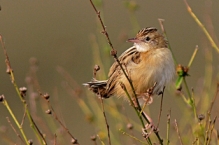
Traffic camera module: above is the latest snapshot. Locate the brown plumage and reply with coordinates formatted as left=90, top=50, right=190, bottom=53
left=84, top=27, right=175, bottom=100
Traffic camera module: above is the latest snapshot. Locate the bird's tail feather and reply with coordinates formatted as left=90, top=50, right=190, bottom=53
left=83, top=79, right=109, bottom=98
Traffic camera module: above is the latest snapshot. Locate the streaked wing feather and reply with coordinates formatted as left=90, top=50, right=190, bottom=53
left=106, top=46, right=141, bottom=96
left=108, top=46, right=140, bottom=77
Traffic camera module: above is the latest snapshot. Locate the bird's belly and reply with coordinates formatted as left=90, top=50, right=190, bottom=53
left=132, top=66, right=164, bottom=94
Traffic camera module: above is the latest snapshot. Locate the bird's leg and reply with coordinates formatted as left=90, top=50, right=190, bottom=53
left=141, top=83, right=161, bottom=137
left=141, top=110, right=159, bottom=138
left=141, top=110, right=160, bottom=139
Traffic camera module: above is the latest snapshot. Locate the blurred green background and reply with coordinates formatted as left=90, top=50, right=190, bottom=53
left=0, top=0, right=219, bottom=144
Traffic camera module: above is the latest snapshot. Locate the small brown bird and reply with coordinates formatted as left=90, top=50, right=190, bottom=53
left=84, top=27, right=175, bottom=101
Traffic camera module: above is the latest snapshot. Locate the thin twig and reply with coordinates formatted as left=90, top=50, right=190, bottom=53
left=183, top=0, right=219, bottom=54
left=21, top=106, right=27, bottom=127
left=0, top=36, right=13, bottom=76
left=27, top=111, right=47, bottom=144
left=6, top=117, right=25, bottom=145
left=120, top=83, right=152, bottom=145
left=158, top=19, right=177, bottom=64
left=182, top=47, right=199, bottom=111
left=157, top=86, right=165, bottom=128
left=99, top=97, right=111, bottom=145
left=39, top=92, right=79, bottom=145
left=206, top=116, right=217, bottom=145
left=183, top=78, right=192, bottom=103
left=191, top=88, right=197, bottom=119
left=183, top=47, right=199, bottom=103
left=206, top=83, right=219, bottom=128
left=120, top=83, right=148, bottom=126
left=166, top=109, right=171, bottom=145
left=174, top=119, right=183, bottom=145
left=2, top=96, right=29, bottom=145
left=192, top=137, right=199, bottom=145
left=204, top=118, right=211, bottom=145
left=97, top=135, right=106, bottom=145
left=188, top=46, right=199, bottom=68
left=89, top=0, right=114, bottom=51
left=119, top=129, right=147, bottom=145
left=51, top=106, right=79, bottom=144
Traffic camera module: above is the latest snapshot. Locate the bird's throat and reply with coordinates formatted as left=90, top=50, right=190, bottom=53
left=134, top=43, right=150, bottom=52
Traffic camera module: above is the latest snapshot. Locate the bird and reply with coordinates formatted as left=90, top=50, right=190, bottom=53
left=84, top=27, right=175, bottom=102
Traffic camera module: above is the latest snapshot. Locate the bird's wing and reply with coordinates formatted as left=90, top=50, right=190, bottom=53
left=108, top=46, right=141, bottom=77
left=106, top=46, right=141, bottom=96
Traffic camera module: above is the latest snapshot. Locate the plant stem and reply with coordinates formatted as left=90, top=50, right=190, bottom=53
left=2, top=99, right=29, bottom=145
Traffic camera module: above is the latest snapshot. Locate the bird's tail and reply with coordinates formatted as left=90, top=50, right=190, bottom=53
left=83, top=79, right=109, bottom=98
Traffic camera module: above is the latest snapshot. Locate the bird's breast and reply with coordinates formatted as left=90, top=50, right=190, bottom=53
left=129, top=48, right=175, bottom=94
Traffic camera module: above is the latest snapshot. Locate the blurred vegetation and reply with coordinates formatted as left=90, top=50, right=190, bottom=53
left=0, top=0, right=219, bottom=145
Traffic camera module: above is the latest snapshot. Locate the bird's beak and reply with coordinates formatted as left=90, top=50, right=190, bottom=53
left=127, top=37, right=141, bottom=43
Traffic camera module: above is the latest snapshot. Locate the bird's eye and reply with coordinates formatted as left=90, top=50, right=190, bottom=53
left=145, top=36, right=150, bottom=41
